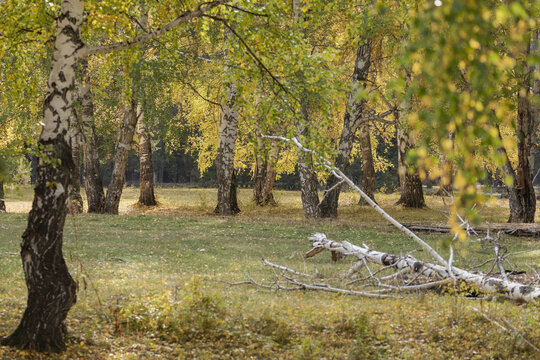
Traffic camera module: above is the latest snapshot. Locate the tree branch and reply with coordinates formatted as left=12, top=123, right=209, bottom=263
left=80, top=1, right=229, bottom=58
left=202, top=14, right=295, bottom=102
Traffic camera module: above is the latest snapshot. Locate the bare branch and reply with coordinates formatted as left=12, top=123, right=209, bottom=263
left=263, top=259, right=313, bottom=277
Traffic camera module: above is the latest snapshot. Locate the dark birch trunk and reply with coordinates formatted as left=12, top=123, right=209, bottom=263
left=137, top=111, right=157, bottom=206
left=68, top=129, right=83, bottom=214
left=358, top=123, right=376, bottom=204
left=80, top=59, right=105, bottom=213
left=253, top=136, right=279, bottom=206
left=0, top=181, right=5, bottom=212
left=291, top=0, right=320, bottom=218
left=396, top=128, right=425, bottom=208
left=319, top=39, right=373, bottom=217
left=103, top=101, right=139, bottom=214
left=215, top=81, right=240, bottom=215
left=507, top=33, right=536, bottom=223
left=261, top=139, right=279, bottom=205
left=0, top=0, right=81, bottom=352
left=297, top=104, right=321, bottom=218
left=253, top=133, right=266, bottom=205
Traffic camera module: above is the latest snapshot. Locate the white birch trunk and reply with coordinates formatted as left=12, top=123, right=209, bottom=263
left=1, top=0, right=82, bottom=351
left=215, top=81, right=240, bottom=215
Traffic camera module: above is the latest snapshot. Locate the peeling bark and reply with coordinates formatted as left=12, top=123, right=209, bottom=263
left=103, top=101, right=139, bottom=215
left=137, top=112, right=156, bottom=206
left=319, top=39, right=373, bottom=217
left=215, top=80, right=240, bottom=215
left=79, top=59, right=105, bottom=213
left=0, top=0, right=81, bottom=352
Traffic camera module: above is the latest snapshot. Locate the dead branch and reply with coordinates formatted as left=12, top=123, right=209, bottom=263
left=307, top=233, right=540, bottom=302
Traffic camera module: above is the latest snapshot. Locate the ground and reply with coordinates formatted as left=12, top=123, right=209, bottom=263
left=0, top=186, right=539, bottom=359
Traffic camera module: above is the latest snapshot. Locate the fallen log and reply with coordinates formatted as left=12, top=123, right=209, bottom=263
left=306, top=233, right=540, bottom=302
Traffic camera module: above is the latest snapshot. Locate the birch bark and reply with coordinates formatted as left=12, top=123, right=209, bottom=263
left=507, top=33, right=536, bottom=223
left=358, top=123, right=376, bottom=203
left=137, top=112, right=157, bottom=206
left=396, top=128, right=425, bottom=208
left=215, top=80, right=240, bottom=215
left=293, top=0, right=321, bottom=218
left=0, top=0, right=82, bottom=351
left=79, top=59, right=105, bottom=213
left=319, top=39, right=373, bottom=217
left=103, top=100, right=139, bottom=214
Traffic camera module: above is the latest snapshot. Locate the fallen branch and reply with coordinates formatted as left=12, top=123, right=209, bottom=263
left=401, top=222, right=540, bottom=238
left=306, top=233, right=540, bottom=302
left=259, top=135, right=539, bottom=302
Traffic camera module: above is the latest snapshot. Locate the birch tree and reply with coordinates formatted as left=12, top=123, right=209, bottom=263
left=0, top=0, right=83, bottom=351
left=215, top=80, right=240, bottom=215
left=319, top=39, right=373, bottom=217
left=0, top=0, right=229, bottom=351
left=293, top=0, right=321, bottom=218
left=79, top=59, right=105, bottom=213
left=137, top=114, right=157, bottom=206
left=103, top=96, right=140, bottom=214
left=503, top=29, right=538, bottom=223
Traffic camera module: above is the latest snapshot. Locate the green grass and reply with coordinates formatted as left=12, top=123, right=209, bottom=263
left=0, top=186, right=539, bottom=359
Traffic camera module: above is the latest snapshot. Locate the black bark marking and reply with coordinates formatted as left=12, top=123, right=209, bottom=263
left=381, top=254, right=397, bottom=266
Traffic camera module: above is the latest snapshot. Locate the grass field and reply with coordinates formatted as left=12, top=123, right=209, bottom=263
left=0, top=186, right=539, bottom=359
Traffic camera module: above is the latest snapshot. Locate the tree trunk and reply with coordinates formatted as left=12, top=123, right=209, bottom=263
left=0, top=181, right=5, bottom=212
left=68, top=129, right=83, bottom=214
left=137, top=110, right=157, bottom=206
left=319, top=39, right=373, bottom=217
left=80, top=58, right=105, bottom=213
left=215, top=81, right=240, bottom=215
left=358, top=122, right=376, bottom=204
left=529, top=29, right=539, bottom=179
left=435, top=133, right=454, bottom=196
left=253, top=133, right=267, bottom=205
left=396, top=128, right=425, bottom=208
left=507, top=33, right=536, bottom=223
left=261, top=139, right=279, bottom=205
left=103, top=101, right=139, bottom=214
left=297, top=103, right=320, bottom=218
left=0, top=0, right=81, bottom=352
left=254, top=136, right=279, bottom=206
